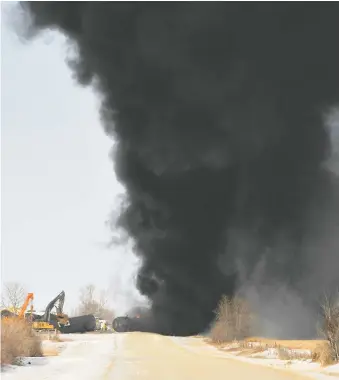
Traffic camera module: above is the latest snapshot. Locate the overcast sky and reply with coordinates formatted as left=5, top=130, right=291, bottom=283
left=1, top=3, right=145, bottom=313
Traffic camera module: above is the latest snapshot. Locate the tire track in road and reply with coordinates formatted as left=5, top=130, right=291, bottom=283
left=102, top=336, right=117, bottom=380
left=103, top=332, right=313, bottom=380
left=102, top=333, right=126, bottom=380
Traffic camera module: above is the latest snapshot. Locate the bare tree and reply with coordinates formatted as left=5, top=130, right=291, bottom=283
left=78, top=284, right=98, bottom=315
left=80, top=284, right=96, bottom=304
left=210, top=295, right=252, bottom=343
left=76, top=284, right=114, bottom=321
left=1, top=282, right=26, bottom=313
left=319, top=292, right=339, bottom=362
left=99, top=289, right=108, bottom=309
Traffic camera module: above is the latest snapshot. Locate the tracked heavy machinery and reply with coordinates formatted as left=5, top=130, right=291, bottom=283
left=1, top=292, right=57, bottom=331
left=28, top=291, right=70, bottom=331
left=1, top=291, right=96, bottom=334
left=30, top=291, right=96, bottom=334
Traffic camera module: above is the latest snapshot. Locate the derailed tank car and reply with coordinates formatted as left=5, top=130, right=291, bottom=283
left=112, top=307, right=150, bottom=332
left=59, top=314, right=96, bottom=333
left=112, top=316, right=131, bottom=332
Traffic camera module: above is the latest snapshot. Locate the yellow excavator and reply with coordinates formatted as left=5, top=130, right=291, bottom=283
left=2, top=291, right=96, bottom=334
left=1, top=291, right=70, bottom=331
left=27, top=291, right=70, bottom=331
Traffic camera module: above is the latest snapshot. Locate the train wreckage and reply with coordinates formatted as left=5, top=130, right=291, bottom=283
left=1, top=290, right=96, bottom=334
left=112, top=307, right=150, bottom=332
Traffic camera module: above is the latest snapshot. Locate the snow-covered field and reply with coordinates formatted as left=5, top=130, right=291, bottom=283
left=196, top=339, right=339, bottom=380
left=1, top=333, right=120, bottom=380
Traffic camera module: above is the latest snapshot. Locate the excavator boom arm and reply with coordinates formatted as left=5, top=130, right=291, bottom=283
left=18, top=293, right=34, bottom=318
left=42, top=291, right=66, bottom=322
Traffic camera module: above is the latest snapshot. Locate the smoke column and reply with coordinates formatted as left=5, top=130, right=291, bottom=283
left=20, top=3, right=339, bottom=336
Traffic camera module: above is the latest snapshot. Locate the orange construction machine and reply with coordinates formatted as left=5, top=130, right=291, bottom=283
left=1, top=292, right=34, bottom=319
left=1, top=291, right=70, bottom=331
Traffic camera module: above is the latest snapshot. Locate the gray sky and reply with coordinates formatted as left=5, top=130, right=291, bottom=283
left=1, top=3, right=145, bottom=313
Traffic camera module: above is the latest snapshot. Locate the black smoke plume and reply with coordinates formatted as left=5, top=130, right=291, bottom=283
left=20, top=3, right=339, bottom=336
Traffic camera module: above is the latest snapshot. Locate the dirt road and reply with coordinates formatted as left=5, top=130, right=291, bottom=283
left=2, top=332, right=321, bottom=380
left=106, top=333, right=312, bottom=380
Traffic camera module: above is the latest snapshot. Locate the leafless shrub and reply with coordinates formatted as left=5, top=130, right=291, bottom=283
left=276, top=347, right=291, bottom=360
left=238, top=341, right=266, bottom=355
left=1, top=319, right=42, bottom=365
left=312, top=342, right=335, bottom=366
left=318, top=293, right=339, bottom=363
left=1, top=282, right=26, bottom=314
left=210, top=295, right=252, bottom=343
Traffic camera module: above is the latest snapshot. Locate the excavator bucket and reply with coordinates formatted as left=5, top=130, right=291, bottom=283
left=30, top=291, right=96, bottom=333
left=56, top=313, right=70, bottom=327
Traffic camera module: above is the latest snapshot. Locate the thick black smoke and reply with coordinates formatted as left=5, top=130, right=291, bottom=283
left=21, top=3, right=339, bottom=336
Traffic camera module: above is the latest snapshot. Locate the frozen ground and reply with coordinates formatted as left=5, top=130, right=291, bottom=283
left=1, top=333, right=122, bottom=380
left=1, top=333, right=338, bottom=379
left=194, top=338, right=339, bottom=380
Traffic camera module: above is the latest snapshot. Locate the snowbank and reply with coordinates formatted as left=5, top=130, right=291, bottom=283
left=207, top=339, right=339, bottom=379
left=1, top=334, right=118, bottom=380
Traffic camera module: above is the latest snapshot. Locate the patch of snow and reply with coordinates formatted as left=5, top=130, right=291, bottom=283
left=176, top=337, right=339, bottom=379
left=1, top=333, right=118, bottom=380
left=321, top=363, right=339, bottom=376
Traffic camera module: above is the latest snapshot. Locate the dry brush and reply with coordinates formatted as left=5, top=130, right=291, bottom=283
left=1, top=319, right=42, bottom=366
left=315, top=292, right=339, bottom=365
left=210, top=295, right=252, bottom=343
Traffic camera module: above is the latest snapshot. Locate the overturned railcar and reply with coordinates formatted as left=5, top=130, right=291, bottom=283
left=59, top=314, right=96, bottom=334
left=112, top=316, right=131, bottom=332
